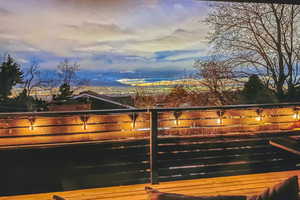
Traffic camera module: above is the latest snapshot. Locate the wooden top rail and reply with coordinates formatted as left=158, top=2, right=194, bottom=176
left=1, top=102, right=300, bottom=118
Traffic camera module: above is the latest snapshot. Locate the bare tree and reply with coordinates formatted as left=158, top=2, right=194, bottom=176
left=193, top=57, right=238, bottom=105
left=55, top=59, right=89, bottom=95
left=133, top=87, right=158, bottom=108
left=206, top=2, right=300, bottom=101
left=164, top=85, right=190, bottom=107
left=57, top=59, right=80, bottom=86
left=39, top=73, right=59, bottom=98
left=23, top=62, right=41, bottom=96
left=23, top=62, right=60, bottom=99
left=20, top=59, right=88, bottom=101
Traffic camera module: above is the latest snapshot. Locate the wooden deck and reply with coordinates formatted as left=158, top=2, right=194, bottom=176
left=1, top=170, right=300, bottom=200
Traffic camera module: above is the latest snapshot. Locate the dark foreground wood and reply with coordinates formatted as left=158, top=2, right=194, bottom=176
left=1, top=170, right=300, bottom=200
left=1, top=132, right=300, bottom=196
left=270, top=137, right=300, bottom=156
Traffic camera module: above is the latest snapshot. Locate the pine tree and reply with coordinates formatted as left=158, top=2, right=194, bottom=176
left=0, top=55, right=23, bottom=101
left=240, top=75, right=278, bottom=104
left=53, top=83, right=73, bottom=102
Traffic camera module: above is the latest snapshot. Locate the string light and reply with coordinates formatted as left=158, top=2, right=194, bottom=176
left=217, top=110, right=225, bottom=125
left=293, top=108, right=300, bottom=120
left=130, top=113, right=138, bottom=129
left=28, top=116, right=36, bottom=131
left=255, top=109, right=263, bottom=122
left=80, top=114, right=89, bottom=130
left=255, top=116, right=263, bottom=121
left=173, top=111, right=182, bottom=126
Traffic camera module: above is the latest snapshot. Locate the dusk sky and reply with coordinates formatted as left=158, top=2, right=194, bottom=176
left=0, top=0, right=210, bottom=72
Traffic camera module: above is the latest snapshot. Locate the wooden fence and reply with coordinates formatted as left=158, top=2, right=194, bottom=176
left=2, top=103, right=300, bottom=195
left=1, top=103, right=300, bottom=147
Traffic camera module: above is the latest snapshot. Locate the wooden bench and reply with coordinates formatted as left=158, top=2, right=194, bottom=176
left=1, top=170, right=300, bottom=200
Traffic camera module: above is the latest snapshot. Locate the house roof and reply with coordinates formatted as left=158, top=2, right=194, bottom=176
left=72, top=91, right=135, bottom=109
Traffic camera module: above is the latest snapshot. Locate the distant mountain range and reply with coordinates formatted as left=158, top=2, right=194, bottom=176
left=41, top=69, right=195, bottom=87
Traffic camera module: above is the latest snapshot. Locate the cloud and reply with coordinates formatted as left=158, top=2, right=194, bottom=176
left=0, top=37, right=40, bottom=53
left=123, top=28, right=208, bottom=53
left=154, top=50, right=197, bottom=61
left=0, top=0, right=210, bottom=72
left=74, top=45, right=114, bottom=53
left=62, top=22, right=134, bottom=43
left=159, top=49, right=208, bottom=61
left=51, top=0, right=159, bottom=10
left=0, top=8, right=11, bottom=16
left=78, top=58, right=194, bottom=71
left=15, top=57, right=29, bottom=64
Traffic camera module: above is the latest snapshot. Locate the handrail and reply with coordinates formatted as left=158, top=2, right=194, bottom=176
left=1, top=102, right=300, bottom=117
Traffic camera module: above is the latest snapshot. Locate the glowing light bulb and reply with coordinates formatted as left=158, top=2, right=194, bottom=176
left=129, top=113, right=138, bottom=129
left=132, top=121, right=136, bottom=129
left=28, top=117, right=36, bottom=131
left=256, top=116, right=262, bottom=121
left=83, top=122, right=87, bottom=130
left=80, top=114, right=89, bottom=130
left=29, top=125, right=34, bottom=131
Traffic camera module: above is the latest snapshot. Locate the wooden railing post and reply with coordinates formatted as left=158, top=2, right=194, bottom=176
left=150, top=109, right=159, bottom=184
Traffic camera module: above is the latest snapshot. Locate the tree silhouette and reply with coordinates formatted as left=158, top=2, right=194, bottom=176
left=0, top=55, right=23, bottom=101
left=165, top=85, right=190, bottom=107
left=207, top=3, right=300, bottom=101
left=53, top=83, right=73, bottom=102
left=194, top=57, right=238, bottom=105
left=240, top=75, right=278, bottom=104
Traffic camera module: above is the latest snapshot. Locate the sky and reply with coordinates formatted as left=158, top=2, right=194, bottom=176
left=0, top=0, right=211, bottom=72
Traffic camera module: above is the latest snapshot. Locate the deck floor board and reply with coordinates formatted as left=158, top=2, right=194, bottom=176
left=1, top=170, right=300, bottom=200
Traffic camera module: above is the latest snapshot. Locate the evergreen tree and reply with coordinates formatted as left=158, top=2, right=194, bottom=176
left=13, top=89, right=35, bottom=111
left=0, top=55, right=23, bottom=101
left=53, top=83, right=73, bottom=102
left=240, top=75, right=278, bottom=104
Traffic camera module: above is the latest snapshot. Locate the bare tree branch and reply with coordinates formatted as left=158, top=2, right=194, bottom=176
left=206, top=2, right=300, bottom=100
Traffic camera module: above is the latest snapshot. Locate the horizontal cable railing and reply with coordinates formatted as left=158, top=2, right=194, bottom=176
left=1, top=103, right=300, bottom=188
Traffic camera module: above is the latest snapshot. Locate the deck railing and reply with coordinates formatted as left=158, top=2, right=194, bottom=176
left=1, top=103, right=300, bottom=146
left=1, top=103, right=300, bottom=188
